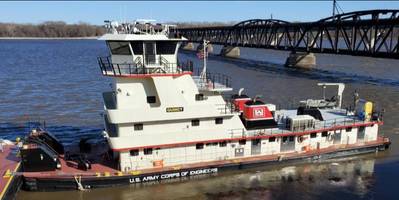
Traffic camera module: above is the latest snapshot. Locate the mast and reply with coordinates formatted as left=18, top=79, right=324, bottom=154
left=200, top=39, right=209, bottom=80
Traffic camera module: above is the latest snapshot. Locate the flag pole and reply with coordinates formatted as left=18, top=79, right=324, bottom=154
left=200, top=39, right=207, bottom=81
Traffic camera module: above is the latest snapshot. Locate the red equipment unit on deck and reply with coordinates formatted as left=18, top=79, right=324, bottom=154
left=231, top=94, right=251, bottom=112
left=243, top=101, right=273, bottom=120
left=241, top=100, right=277, bottom=130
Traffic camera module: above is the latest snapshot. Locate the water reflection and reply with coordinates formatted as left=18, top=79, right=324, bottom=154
left=203, top=157, right=376, bottom=200
left=17, top=156, right=379, bottom=200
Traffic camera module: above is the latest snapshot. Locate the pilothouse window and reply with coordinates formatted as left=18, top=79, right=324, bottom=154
left=108, top=42, right=131, bottom=55
left=156, top=41, right=177, bottom=54
left=130, top=42, right=143, bottom=55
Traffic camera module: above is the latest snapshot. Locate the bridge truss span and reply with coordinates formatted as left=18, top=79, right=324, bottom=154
left=176, top=10, right=399, bottom=59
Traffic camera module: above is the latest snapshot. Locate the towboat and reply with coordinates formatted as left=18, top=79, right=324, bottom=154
left=1, top=20, right=391, bottom=193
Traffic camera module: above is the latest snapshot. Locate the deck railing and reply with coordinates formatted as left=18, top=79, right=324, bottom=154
left=97, top=56, right=193, bottom=76
left=215, top=102, right=237, bottom=115
left=229, top=116, right=378, bottom=138
left=192, top=69, right=232, bottom=90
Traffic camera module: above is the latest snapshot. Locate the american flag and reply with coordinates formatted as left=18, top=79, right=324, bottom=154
left=196, top=51, right=208, bottom=59
left=196, top=52, right=204, bottom=59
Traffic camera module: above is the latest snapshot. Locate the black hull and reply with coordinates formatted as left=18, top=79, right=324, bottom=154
left=23, top=142, right=390, bottom=192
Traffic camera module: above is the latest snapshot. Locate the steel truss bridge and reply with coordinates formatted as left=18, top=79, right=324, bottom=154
left=176, top=10, right=399, bottom=59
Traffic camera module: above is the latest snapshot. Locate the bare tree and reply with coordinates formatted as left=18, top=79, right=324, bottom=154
left=0, top=21, right=105, bottom=37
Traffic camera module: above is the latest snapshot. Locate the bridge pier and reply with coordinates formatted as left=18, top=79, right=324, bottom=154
left=220, top=46, right=240, bottom=58
left=181, top=42, right=195, bottom=51
left=285, top=52, right=316, bottom=69
left=197, top=43, right=213, bottom=53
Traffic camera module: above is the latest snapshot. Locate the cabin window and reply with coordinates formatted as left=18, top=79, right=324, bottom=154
left=310, top=133, right=317, bottom=138
left=215, top=118, right=223, bottom=125
left=130, top=41, right=143, bottom=54
left=195, top=93, right=204, bottom=101
left=282, top=136, right=288, bottom=143
left=191, top=119, right=200, bottom=126
left=289, top=136, right=295, bottom=142
left=130, top=149, right=139, bottom=156
left=239, top=139, right=246, bottom=145
left=219, top=141, right=227, bottom=147
left=104, top=115, right=118, bottom=137
left=206, top=142, right=218, bottom=146
left=108, top=41, right=131, bottom=55
left=134, top=123, right=143, bottom=131
left=156, top=41, right=177, bottom=54
left=147, top=96, right=156, bottom=104
left=196, top=143, right=204, bottom=149
left=358, top=126, right=365, bottom=132
left=322, top=131, right=328, bottom=137
left=144, top=148, right=153, bottom=155
left=346, top=127, right=352, bottom=132
left=269, top=137, right=276, bottom=142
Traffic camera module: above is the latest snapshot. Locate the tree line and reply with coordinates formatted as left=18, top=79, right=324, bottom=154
left=0, top=21, right=238, bottom=37
left=0, top=21, right=105, bottom=38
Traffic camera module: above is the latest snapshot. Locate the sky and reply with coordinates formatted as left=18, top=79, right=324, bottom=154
left=0, top=1, right=399, bottom=25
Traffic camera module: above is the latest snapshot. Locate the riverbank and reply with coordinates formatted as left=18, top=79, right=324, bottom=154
left=0, top=36, right=99, bottom=40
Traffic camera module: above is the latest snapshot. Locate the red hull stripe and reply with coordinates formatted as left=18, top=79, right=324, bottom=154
left=112, top=121, right=382, bottom=152
left=104, top=72, right=192, bottom=78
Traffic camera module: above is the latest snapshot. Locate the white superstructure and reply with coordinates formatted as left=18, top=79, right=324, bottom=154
left=98, top=20, right=383, bottom=172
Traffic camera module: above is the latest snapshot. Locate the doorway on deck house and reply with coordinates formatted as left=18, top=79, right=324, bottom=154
left=357, top=126, right=365, bottom=142
left=144, top=42, right=156, bottom=65
left=280, top=136, right=295, bottom=152
left=251, top=139, right=261, bottom=155
left=333, top=129, right=342, bottom=144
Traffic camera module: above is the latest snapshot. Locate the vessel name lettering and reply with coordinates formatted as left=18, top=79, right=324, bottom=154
left=166, top=107, right=184, bottom=113
left=128, top=168, right=218, bottom=184
left=189, top=168, right=218, bottom=175
left=161, top=172, right=180, bottom=179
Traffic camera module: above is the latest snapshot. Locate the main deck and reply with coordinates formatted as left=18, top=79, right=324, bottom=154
left=0, top=144, right=21, bottom=200
left=20, top=136, right=390, bottom=191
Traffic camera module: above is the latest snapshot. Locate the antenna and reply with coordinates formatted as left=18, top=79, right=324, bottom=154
left=119, top=6, right=122, bottom=23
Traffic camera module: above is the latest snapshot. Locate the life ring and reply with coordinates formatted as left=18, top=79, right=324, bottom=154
left=297, top=136, right=303, bottom=143
left=298, top=135, right=308, bottom=143
left=153, top=160, right=164, bottom=167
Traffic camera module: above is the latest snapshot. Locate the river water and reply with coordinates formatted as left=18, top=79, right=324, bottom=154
left=0, top=40, right=398, bottom=200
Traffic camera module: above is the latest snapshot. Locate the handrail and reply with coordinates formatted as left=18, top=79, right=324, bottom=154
left=134, top=57, right=143, bottom=68
left=229, top=116, right=380, bottom=138
left=193, top=68, right=232, bottom=90
left=97, top=56, right=193, bottom=76
left=215, top=103, right=237, bottom=114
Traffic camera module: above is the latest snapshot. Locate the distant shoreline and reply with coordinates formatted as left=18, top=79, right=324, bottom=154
left=0, top=36, right=99, bottom=40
